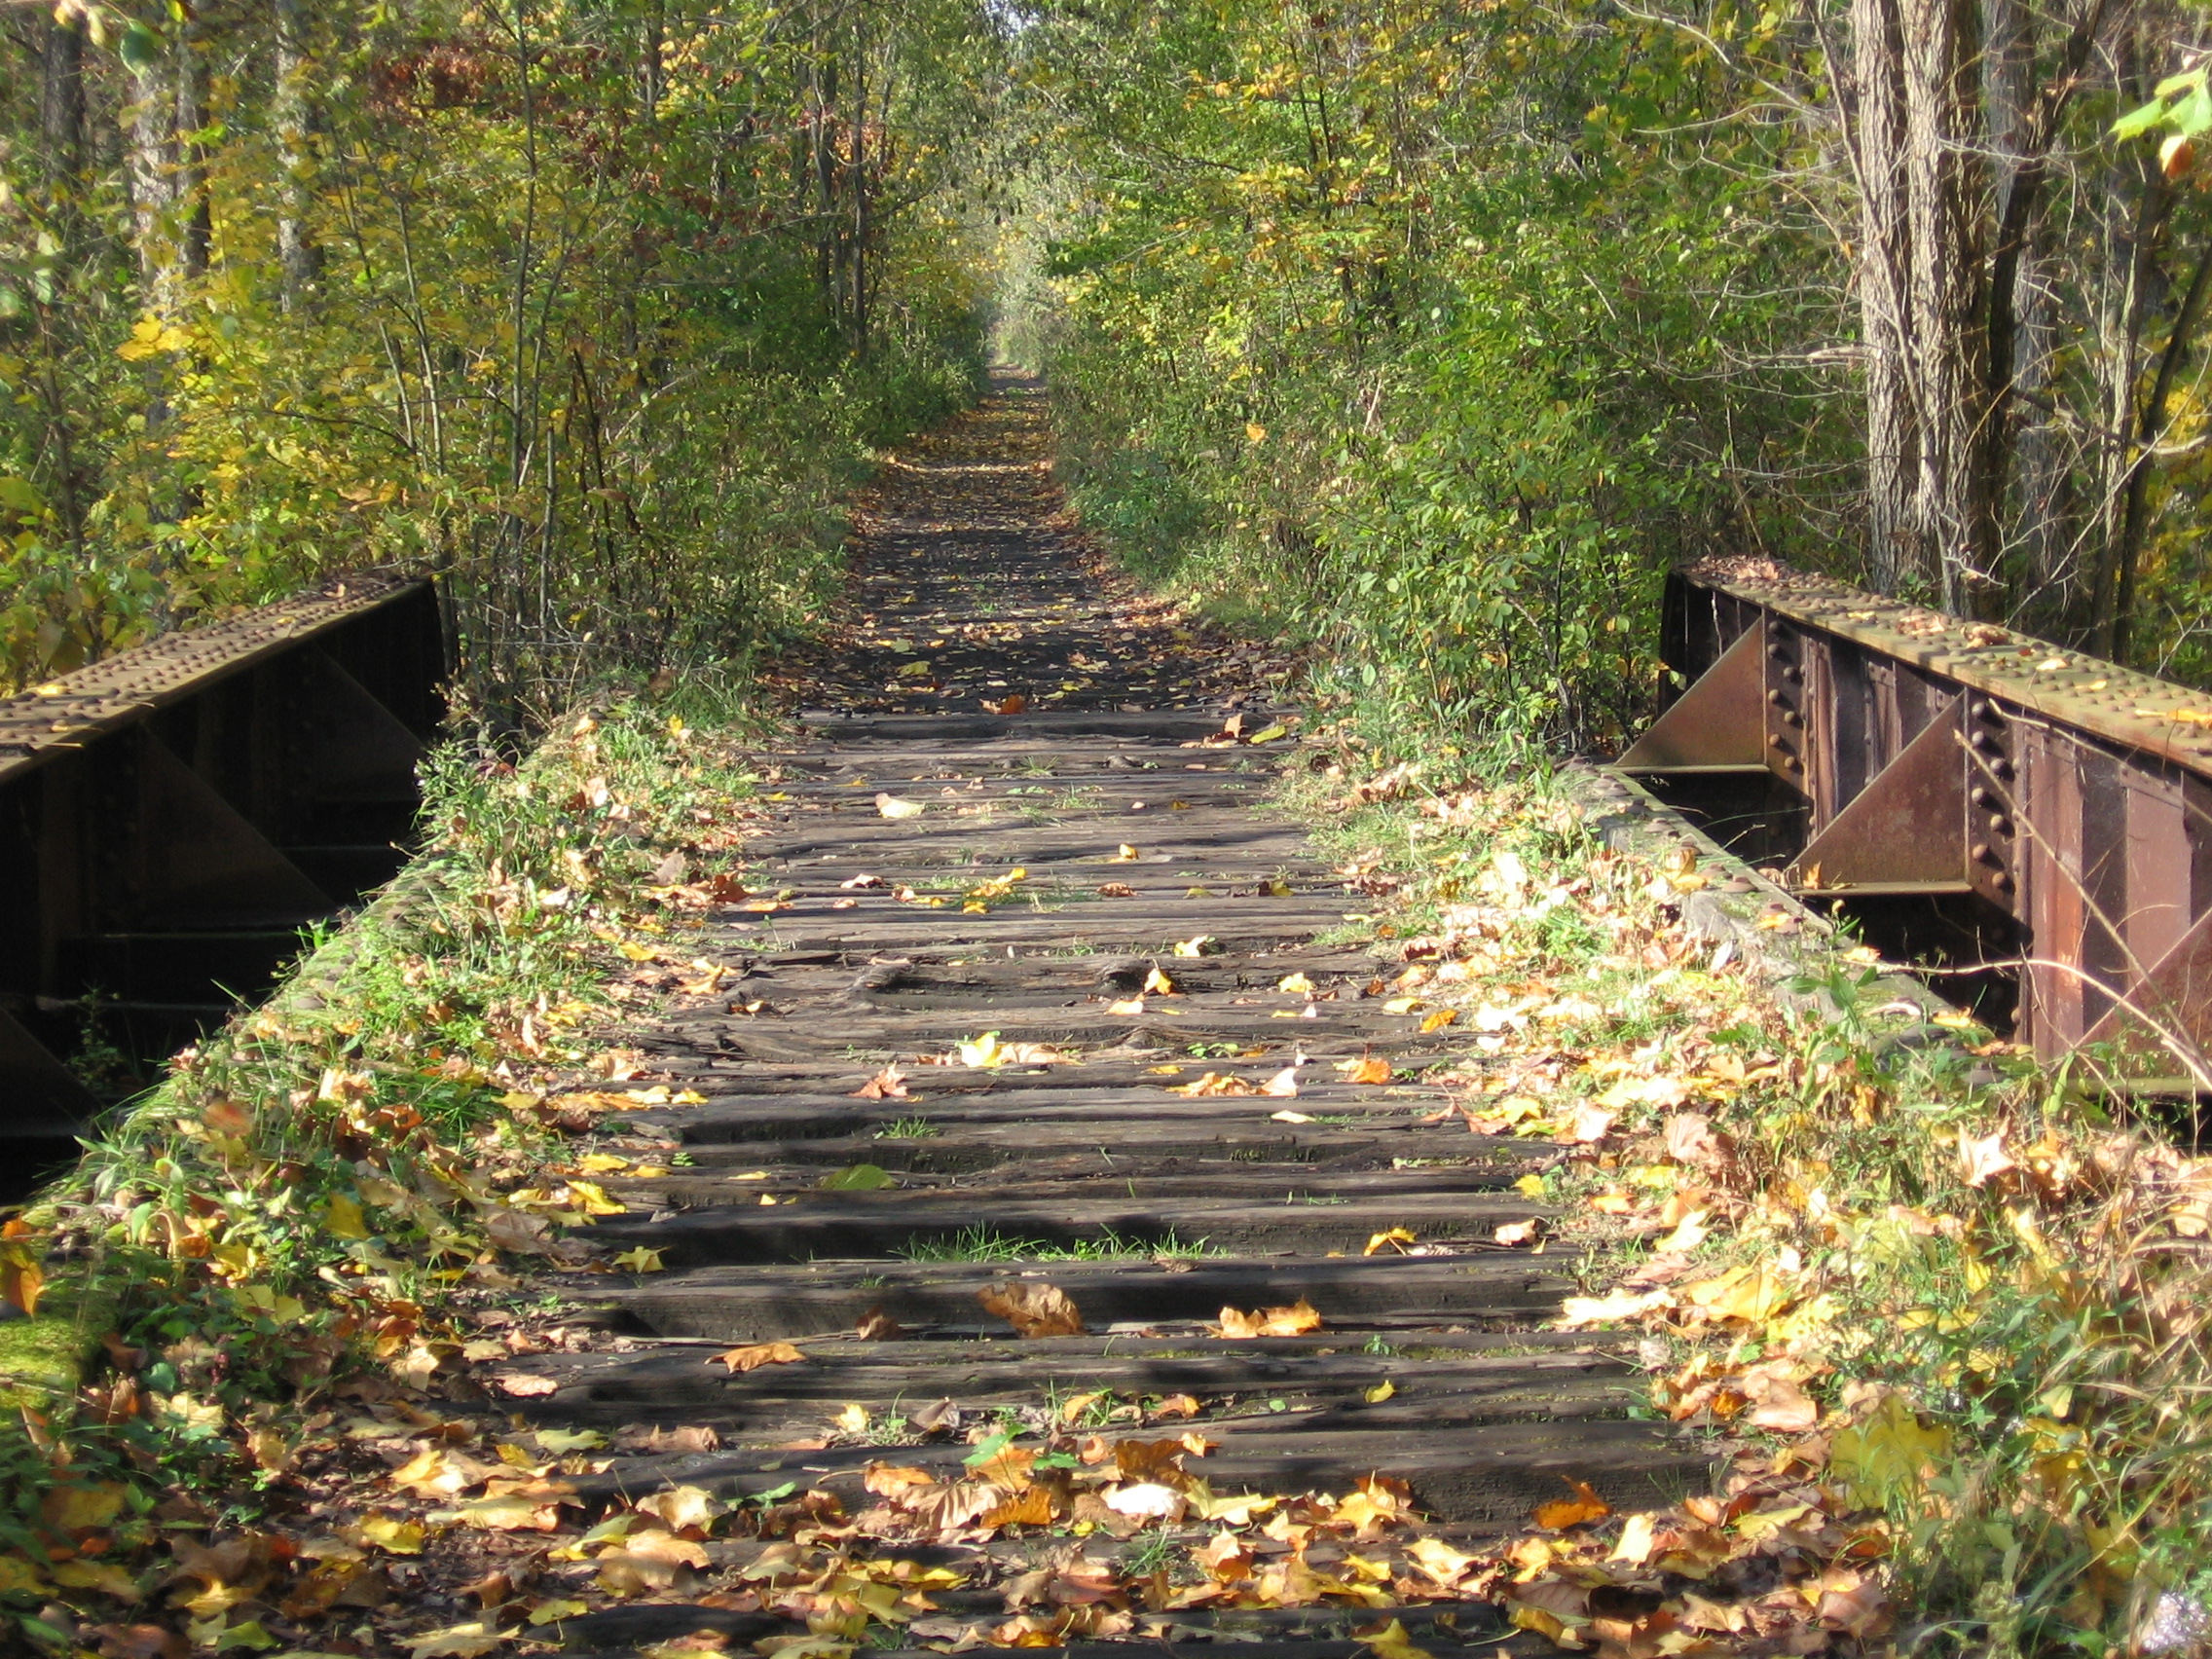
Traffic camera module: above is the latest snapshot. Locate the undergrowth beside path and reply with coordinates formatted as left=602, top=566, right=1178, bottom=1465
left=1277, top=742, right=2212, bottom=1659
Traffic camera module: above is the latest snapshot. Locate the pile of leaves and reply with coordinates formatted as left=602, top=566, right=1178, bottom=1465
left=0, top=692, right=785, bottom=1653
left=1285, top=737, right=2212, bottom=1659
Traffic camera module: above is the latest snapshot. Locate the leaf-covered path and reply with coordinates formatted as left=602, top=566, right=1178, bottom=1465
left=481, top=378, right=1711, bottom=1653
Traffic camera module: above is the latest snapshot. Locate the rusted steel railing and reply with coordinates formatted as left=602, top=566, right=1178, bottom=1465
left=1621, top=560, right=2212, bottom=1085
left=0, top=575, right=444, bottom=1161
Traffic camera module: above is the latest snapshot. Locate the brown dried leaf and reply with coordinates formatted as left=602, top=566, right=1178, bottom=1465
left=978, top=1280, right=1086, bottom=1338
left=855, top=1306, right=905, bottom=1341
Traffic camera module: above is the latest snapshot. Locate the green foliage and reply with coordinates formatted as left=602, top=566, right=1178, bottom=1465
left=0, top=0, right=1001, bottom=707
left=1002, top=0, right=1878, bottom=750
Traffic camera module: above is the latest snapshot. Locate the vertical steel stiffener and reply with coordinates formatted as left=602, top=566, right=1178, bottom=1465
left=1622, top=563, right=2212, bottom=1080
left=0, top=576, right=444, bottom=1160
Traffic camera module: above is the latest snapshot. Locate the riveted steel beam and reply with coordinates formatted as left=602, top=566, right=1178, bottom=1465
left=1625, top=561, right=2212, bottom=1076
left=0, top=575, right=445, bottom=1176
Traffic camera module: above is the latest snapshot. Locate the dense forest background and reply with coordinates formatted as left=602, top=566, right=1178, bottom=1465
left=1009, top=0, right=2212, bottom=749
left=9, top=0, right=2212, bottom=749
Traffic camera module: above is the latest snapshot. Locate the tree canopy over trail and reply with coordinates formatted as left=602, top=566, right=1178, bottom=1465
left=9, top=0, right=2212, bottom=730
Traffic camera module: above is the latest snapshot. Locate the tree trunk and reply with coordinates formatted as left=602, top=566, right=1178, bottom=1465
left=1852, top=0, right=1921, bottom=592
left=40, top=11, right=86, bottom=203
left=1901, top=0, right=1984, bottom=612
left=275, top=0, right=319, bottom=310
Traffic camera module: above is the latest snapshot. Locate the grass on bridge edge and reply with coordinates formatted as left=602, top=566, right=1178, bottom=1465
left=0, top=676, right=2207, bottom=1657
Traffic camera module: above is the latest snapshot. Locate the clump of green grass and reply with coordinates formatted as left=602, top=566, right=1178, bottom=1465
left=897, top=1225, right=1219, bottom=1264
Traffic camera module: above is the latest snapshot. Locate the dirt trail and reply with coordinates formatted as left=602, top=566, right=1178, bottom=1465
left=506, top=376, right=1708, bottom=1655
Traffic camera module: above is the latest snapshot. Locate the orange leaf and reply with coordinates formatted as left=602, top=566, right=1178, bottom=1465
left=1531, top=1477, right=1611, bottom=1530
left=713, top=1342, right=806, bottom=1372
left=1213, top=1298, right=1322, bottom=1339
left=851, top=1065, right=908, bottom=1100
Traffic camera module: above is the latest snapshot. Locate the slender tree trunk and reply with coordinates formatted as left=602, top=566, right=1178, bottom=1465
left=275, top=0, right=318, bottom=310
left=177, top=11, right=209, bottom=284
left=849, top=8, right=868, bottom=356
left=1853, top=0, right=1920, bottom=592
left=128, top=56, right=181, bottom=311
left=40, top=12, right=86, bottom=203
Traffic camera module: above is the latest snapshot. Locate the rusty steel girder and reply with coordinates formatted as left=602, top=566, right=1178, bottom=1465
left=1621, top=561, right=2212, bottom=1084
left=0, top=575, right=444, bottom=1170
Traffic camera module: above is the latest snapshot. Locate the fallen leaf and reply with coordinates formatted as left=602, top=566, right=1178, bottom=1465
left=821, top=1162, right=896, bottom=1191
left=358, top=1516, right=425, bottom=1555
left=1104, top=1482, right=1184, bottom=1519
left=406, top=1621, right=510, bottom=1659
left=981, top=1486, right=1057, bottom=1529
left=441, top=1494, right=566, bottom=1531
left=1493, top=1219, right=1543, bottom=1247
left=1959, top=1126, right=2017, bottom=1188
left=1363, top=1379, right=1396, bottom=1404
left=1829, top=1392, right=1951, bottom=1506
left=979, top=1280, right=1086, bottom=1338
left=1532, top=1477, right=1611, bottom=1530
left=856, top=1307, right=905, bottom=1341
left=1610, top=1511, right=1658, bottom=1565
left=1364, top=1227, right=1416, bottom=1256
left=1108, top=998, right=1147, bottom=1015
left=852, top=1065, right=908, bottom=1100
left=490, top=1372, right=559, bottom=1399
left=1355, top=1617, right=1432, bottom=1659
left=1405, top=1537, right=1476, bottom=1586
left=1213, top=1298, right=1322, bottom=1339
left=1339, top=1055, right=1393, bottom=1085
left=875, top=794, right=925, bottom=819
left=1260, top=1067, right=1301, bottom=1098
left=714, top=1342, right=807, bottom=1372
left=1170, top=1071, right=1255, bottom=1097
left=1565, top=1104, right=1616, bottom=1144
left=634, top=1485, right=719, bottom=1533
left=1742, top=1362, right=1821, bottom=1432
left=1558, top=1287, right=1675, bottom=1328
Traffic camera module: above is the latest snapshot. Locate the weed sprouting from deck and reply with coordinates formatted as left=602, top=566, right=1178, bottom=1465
left=896, top=1225, right=1220, bottom=1263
